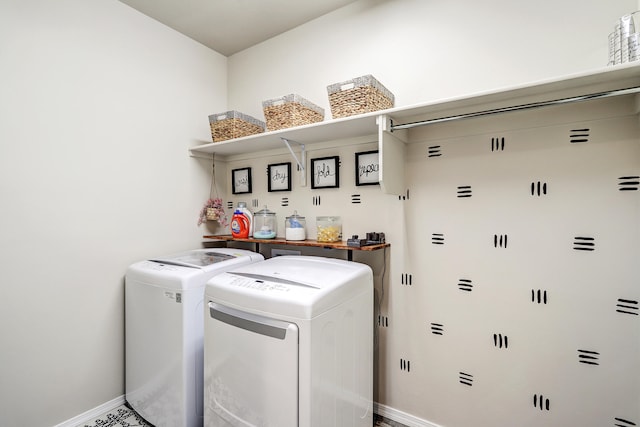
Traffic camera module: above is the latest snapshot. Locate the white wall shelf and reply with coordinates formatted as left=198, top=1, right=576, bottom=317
left=190, top=63, right=640, bottom=196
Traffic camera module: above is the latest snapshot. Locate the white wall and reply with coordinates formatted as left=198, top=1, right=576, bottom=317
left=0, top=1, right=227, bottom=425
left=224, top=1, right=639, bottom=426
left=227, top=0, right=634, bottom=120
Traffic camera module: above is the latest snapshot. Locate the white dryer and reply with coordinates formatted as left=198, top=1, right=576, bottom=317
left=204, top=255, right=373, bottom=427
left=125, top=248, right=264, bottom=427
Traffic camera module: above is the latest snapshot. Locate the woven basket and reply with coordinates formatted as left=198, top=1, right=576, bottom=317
left=206, top=208, right=219, bottom=221
left=327, top=74, right=395, bottom=118
left=262, top=94, right=324, bottom=131
left=208, top=111, right=265, bottom=142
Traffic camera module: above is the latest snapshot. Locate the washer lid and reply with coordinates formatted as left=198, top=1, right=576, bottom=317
left=151, top=249, right=243, bottom=268
left=206, top=255, right=373, bottom=319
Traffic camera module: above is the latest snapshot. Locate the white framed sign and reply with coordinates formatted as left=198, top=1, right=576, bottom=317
left=355, top=150, right=380, bottom=186
left=231, top=167, right=252, bottom=194
left=311, top=156, right=340, bottom=189
left=267, top=162, right=291, bottom=192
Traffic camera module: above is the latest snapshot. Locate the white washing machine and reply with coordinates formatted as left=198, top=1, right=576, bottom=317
left=203, top=255, right=373, bottom=427
left=125, top=248, right=264, bottom=427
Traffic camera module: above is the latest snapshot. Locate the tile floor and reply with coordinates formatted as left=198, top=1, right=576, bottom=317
left=81, top=404, right=150, bottom=426
left=81, top=404, right=407, bottom=427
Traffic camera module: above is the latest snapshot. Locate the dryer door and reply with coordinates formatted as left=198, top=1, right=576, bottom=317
left=205, top=302, right=299, bottom=426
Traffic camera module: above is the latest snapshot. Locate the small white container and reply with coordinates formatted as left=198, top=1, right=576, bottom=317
left=285, top=211, right=306, bottom=241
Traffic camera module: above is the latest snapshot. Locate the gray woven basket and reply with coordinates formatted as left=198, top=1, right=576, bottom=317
left=262, top=94, right=325, bottom=131
left=208, top=111, right=265, bottom=142
left=327, top=75, right=395, bottom=118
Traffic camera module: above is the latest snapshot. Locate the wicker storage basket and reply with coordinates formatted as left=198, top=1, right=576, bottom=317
left=206, top=208, right=219, bottom=221
left=262, top=94, right=325, bottom=131
left=208, top=111, right=265, bottom=142
left=327, top=74, right=395, bottom=118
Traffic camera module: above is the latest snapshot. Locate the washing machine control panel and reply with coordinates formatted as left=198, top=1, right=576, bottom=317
left=143, top=261, right=180, bottom=271
left=228, top=276, right=291, bottom=292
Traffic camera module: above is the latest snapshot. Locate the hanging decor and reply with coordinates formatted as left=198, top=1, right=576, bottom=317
left=197, top=157, right=229, bottom=227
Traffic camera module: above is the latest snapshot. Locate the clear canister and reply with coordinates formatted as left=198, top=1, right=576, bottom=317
left=316, top=216, right=342, bottom=242
left=253, top=205, right=277, bottom=239
left=285, top=211, right=306, bottom=241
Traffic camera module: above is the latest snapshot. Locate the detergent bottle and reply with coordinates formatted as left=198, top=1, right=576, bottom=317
left=231, top=202, right=253, bottom=238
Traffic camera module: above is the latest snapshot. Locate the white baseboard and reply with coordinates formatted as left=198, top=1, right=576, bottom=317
left=374, top=402, right=442, bottom=427
left=57, top=396, right=434, bottom=427
left=53, top=395, right=125, bottom=427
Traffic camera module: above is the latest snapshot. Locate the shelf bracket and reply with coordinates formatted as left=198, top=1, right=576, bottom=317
left=281, top=137, right=306, bottom=187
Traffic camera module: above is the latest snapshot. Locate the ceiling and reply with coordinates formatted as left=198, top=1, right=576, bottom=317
left=118, top=0, right=359, bottom=56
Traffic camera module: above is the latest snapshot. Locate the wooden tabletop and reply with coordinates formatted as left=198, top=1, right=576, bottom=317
left=203, top=235, right=389, bottom=251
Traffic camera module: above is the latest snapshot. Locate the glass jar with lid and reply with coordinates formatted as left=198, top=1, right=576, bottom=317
left=316, top=216, right=342, bottom=242
left=253, top=205, right=277, bottom=239
left=285, top=211, right=306, bottom=241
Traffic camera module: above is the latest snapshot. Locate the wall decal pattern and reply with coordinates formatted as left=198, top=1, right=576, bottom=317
left=427, top=145, right=442, bottom=157
left=459, top=372, right=473, bottom=386
left=430, top=323, right=443, bottom=335
left=458, top=279, right=473, bottom=292
left=401, top=107, right=639, bottom=426
left=569, top=128, right=590, bottom=143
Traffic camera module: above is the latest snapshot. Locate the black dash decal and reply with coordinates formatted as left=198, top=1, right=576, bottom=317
left=618, top=176, right=640, bottom=191
left=400, top=359, right=411, bottom=372
left=431, top=233, right=444, bottom=245
left=530, top=181, right=548, bottom=196
left=614, top=417, right=637, bottom=426
left=493, top=333, right=509, bottom=348
left=616, top=298, right=639, bottom=315
left=280, top=197, right=289, bottom=207
left=457, top=185, right=472, bottom=198
left=458, top=279, right=473, bottom=292
left=378, top=315, right=389, bottom=327
left=491, top=137, right=505, bottom=151
left=351, top=194, right=361, bottom=204
left=570, top=128, right=590, bottom=143
left=577, top=349, right=600, bottom=365
left=401, top=273, right=413, bottom=286
left=494, top=234, right=508, bottom=248
left=227, top=201, right=234, bottom=209
left=430, top=323, right=444, bottom=335
left=459, top=372, right=473, bottom=386
left=573, top=236, right=595, bottom=251
left=313, top=195, right=321, bottom=206
left=533, top=394, right=550, bottom=411
left=428, top=145, right=442, bottom=157
left=531, top=289, right=548, bottom=304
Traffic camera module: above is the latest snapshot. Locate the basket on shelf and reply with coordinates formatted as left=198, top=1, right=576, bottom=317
left=208, top=110, right=265, bottom=142
left=262, top=94, right=325, bottom=131
left=326, top=74, right=395, bottom=119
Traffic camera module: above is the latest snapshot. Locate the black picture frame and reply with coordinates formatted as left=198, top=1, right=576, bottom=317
left=267, top=162, right=292, bottom=192
left=311, top=156, right=340, bottom=189
left=231, top=167, right=252, bottom=194
left=355, top=150, right=380, bottom=186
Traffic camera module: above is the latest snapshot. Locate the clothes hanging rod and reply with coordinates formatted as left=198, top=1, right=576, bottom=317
left=390, top=85, right=640, bottom=131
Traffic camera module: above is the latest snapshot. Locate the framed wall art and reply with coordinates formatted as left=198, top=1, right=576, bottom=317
left=311, top=155, right=340, bottom=189
left=267, top=162, right=291, bottom=192
left=231, top=167, right=252, bottom=194
left=355, top=150, right=380, bottom=186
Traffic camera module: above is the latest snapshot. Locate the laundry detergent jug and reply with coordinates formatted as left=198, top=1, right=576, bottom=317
left=231, top=202, right=252, bottom=238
